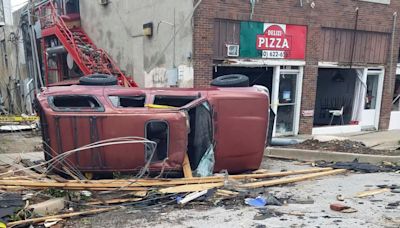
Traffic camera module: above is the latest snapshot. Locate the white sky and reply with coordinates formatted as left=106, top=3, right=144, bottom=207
left=11, top=0, right=28, bottom=12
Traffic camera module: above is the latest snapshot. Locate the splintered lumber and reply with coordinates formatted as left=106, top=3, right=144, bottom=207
left=241, top=169, right=347, bottom=189
left=182, top=153, right=193, bottom=178
left=229, top=167, right=334, bottom=180
left=0, top=186, right=145, bottom=191
left=159, top=183, right=223, bottom=193
left=0, top=180, right=148, bottom=191
left=215, top=189, right=239, bottom=198
left=58, top=167, right=335, bottom=185
left=356, top=188, right=390, bottom=198
left=85, top=198, right=143, bottom=205
left=0, top=168, right=334, bottom=189
left=0, top=168, right=337, bottom=192
left=7, top=207, right=119, bottom=227
left=158, top=169, right=345, bottom=193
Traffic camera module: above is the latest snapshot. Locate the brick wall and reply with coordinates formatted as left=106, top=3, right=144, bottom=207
left=193, top=0, right=400, bottom=133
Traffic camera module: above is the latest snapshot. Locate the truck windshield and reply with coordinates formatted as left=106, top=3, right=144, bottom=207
left=186, top=101, right=214, bottom=170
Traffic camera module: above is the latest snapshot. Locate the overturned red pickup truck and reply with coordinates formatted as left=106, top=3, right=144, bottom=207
left=35, top=76, right=271, bottom=174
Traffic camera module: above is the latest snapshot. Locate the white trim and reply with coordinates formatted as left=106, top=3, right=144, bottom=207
left=271, top=66, right=280, bottom=137
left=373, top=69, right=384, bottom=130
left=389, top=111, right=400, bottom=130
left=294, top=67, right=303, bottom=135
left=318, top=62, right=385, bottom=69
left=312, top=125, right=362, bottom=135
left=396, top=65, right=400, bottom=75
left=218, top=59, right=305, bottom=67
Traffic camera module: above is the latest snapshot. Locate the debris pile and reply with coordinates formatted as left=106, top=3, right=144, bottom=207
left=288, top=139, right=400, bottom=155
left=315, top=159, right=400, bottom=172
left=0, top=163, right=346, bottom=227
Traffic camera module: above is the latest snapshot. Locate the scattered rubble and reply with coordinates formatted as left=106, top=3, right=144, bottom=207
left=287, top=139, right=400, bottom=156
left=330, top=203, right=357, bottom=213
left=0, top=158, right=347, bottom=227
left=315, top=159, right=400, bottom=172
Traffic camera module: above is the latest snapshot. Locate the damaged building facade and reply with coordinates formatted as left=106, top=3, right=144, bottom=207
left=74, top=0, right=400, bottom=135
left=78, top=0, right=194, bottom=88
left=192, top=0, right=400, bottom=136
left=17, top=0, right=400, bottom=135
left=0, top=0, right=32, bottom=115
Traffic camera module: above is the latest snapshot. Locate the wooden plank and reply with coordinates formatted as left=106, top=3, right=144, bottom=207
left=63, top=167, right=334, bottom=185
left=339, top=30, right=347, bottom=62
left=7, top=207, right=119, bottom=227
left=334, top=29, right=341, bottom=61
left=241, top=169, right=347, bottom=189
left=216, top=189, right=239, bottom=196
left=85, top=198, right=142, bottom=205
left=359, top=32, right=367, bottom=63
left=0, top=180, right=148, bottom=190
left=0, top=186, right=146, bottom=191
left=356, top=188, right=390, bottom=198
left=1, top=168, right=334, bottom=188
left=182, top=153, right=193, bottom=179
left=159, top=183, right=223, bottom=194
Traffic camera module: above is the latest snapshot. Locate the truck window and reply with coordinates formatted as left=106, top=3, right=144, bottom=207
left=109, top=95, right=146, bottom=108
left=187, top=102, right=213, bottom=169
left=145, top=120, right=169, bottom=162
left=49, top=95, right=104, bottom=112
left=154, top=95, right=198, bottom=107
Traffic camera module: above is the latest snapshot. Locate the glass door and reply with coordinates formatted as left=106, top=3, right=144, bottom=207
left=360, top=70, right=384, bottom=129
left=274, top=71, right=300, bottom=135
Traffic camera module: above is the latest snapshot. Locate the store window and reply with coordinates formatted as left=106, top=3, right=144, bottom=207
left=393, top=75, right=400, bottom=111
left=313, top=69, right=356, bottom=126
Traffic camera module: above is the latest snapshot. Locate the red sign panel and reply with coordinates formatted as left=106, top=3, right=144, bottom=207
left=256, top=24, right=307, bottom=60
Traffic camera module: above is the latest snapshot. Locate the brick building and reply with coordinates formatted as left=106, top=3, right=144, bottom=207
left=21, top=0, right=400, bottom=136
left=192, top=0, right=400, bottom=136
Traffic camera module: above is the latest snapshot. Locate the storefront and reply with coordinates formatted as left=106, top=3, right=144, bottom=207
left=312, top=63, right=385, bottom=135
left=212, top=21, right=307, bottom=136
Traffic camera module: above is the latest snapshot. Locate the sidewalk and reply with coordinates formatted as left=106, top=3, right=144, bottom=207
left=284, top=130, right=400, bottom=150
left=269, top=130, right=400, bottom=164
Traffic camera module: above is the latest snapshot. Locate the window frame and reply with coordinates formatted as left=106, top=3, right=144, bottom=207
left=48, top=95, right=105, bottom=112
left=108, top=95, right=147, bottom=108
left=144, top=120, right=170, bottom=163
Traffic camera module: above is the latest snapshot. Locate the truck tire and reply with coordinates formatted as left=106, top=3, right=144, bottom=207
left=211, top=74, right=249, bottom=87
left=79, top=74, right=118, bottom=86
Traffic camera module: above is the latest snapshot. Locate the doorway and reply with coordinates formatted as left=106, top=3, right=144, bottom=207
left=213, top=65, right=303, bottom=136
left=359, top=70, right=384, bottom=129
left=275, top=72, right=299, bottom=135
left=213, top=66, right=273, bottom=90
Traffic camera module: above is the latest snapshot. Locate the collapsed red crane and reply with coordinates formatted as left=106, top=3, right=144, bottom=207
left=39, top=1, right=138, bottom=87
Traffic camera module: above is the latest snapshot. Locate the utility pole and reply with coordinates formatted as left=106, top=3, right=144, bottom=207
left=28, top=0, right=44, bottom=93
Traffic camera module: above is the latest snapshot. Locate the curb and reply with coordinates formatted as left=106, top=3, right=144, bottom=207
left=265, top=147, right=400, bottom=164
